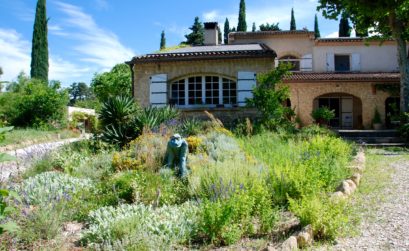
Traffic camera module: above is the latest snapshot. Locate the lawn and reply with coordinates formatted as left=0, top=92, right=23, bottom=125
left=1, top=124, right=356, bottom=250
left=0, top=128, right=80, bottom=150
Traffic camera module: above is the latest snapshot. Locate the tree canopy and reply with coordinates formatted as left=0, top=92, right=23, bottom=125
left=290, top=8, right=296, bottom=30
left=30, top=0, right=49, bottom=82
left=314, top=14, right=321, bottom=38
left=68, top=82, right=93, bottom=105
left=224, top=18, right=230, bottom=44
left=160, top=30, right=166, bottom=50
left=252, top=22, right=256, bottom=32
left=318, top=0, right=409, bottom=111
left=237, top=0, right=247, bottom=31
left=259, top=23, right=281, bottom=31
left=338, top=12, right=351, bottom=37
left=185, top=17, right=204, bottom=45
left=91, top=63, right=132, bottom=102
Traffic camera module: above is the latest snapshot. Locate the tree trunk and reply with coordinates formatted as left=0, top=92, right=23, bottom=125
left=390, top=13, right=409, bottom=112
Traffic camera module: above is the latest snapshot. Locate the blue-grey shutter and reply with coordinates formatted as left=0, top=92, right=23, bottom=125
left=326, top=52, right=335, bottom=72
left=300, top=53, right=313, bottom=72
left=351, top=53, right=361, bottom=72
left=150, top=74, right=167, bottom=107
left=237, top=71, right=256, bottom=107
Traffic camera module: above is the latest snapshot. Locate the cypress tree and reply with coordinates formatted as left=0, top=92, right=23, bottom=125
left=290, top=8, right=296, bottom=30
left=252, top=22, right=256, bottom=32
left=237, top=0, right=247, bottom=31
left=314, top=14, right=321, bottom=38
left=338, top=12, right=351, bottom=37
left=160, top=30, right=166, bottom=50
left=30, top=0, right=49, bottom=82
left=185, top=17, right=204, bottom=45
left=231, top=27, right=236, bottom=32
left=224, top=18, right=230, bottom=44
left=218, top=27, right=222, bottom=44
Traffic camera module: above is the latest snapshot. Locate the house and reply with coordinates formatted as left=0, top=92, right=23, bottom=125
left=127, top=22, right=404, bottom=129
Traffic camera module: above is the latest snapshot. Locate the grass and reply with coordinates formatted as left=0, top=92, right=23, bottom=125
left=0, top=128, right=79, bottom=149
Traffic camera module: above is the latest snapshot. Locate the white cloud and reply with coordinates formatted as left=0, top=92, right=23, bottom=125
left=0, top=28, right=90, bottom=85
left=53, top=1, right=135, bottom=69
left=324, top=31, right=338, bottom=38
left=203, top=10, right=220, bottom=22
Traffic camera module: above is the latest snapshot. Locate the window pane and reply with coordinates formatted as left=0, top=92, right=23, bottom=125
left=335, top=55, right=350, bottom=72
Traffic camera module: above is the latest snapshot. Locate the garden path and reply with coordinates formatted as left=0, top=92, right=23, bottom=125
left=315, top=153, right=409, bottom=250
left=0, top=137, right=83, bottom=181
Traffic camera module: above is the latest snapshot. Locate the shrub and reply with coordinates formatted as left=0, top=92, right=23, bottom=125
left=81, top=202, right=199, bottom=249
left=186, top=135, right=203, bottom=153
left=179, top=118, right=203, bottom=136
left=0, top=79, right=68, bottom=129
left=69, top=111, right=98, bottom=133
left=112, top=132, right=169, bottom=172
left=311, top=106, right=335, bottom=125
left=372, top=107, right=382, bottom=124
left=202, top=132, right=244, bottom=162
left=289, top=194, right=350, bottom=240
left=16, top=172, right=93, bottom=206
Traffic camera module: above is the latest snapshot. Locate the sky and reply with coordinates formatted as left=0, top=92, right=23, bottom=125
left=0, top=0, right=343, bottom=87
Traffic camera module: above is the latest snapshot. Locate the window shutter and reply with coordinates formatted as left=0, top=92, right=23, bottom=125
left=300, top=54, right=313, bottom=72
left=326, top=52, right=335, bottom=72
left=237, top=71, right=256, bottom=107
left=150, top=74, right=167, bottom=107
left=351, top=53, right=361, bottom=72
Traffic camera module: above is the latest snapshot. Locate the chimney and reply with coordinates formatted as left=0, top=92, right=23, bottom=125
left=204, top=22, right=219, bottom=46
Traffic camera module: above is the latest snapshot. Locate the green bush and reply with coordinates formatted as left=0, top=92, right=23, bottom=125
left=0, top=79, right=68, bottom=129
left=311, top=106, right=335, bottom=125
left=179, top=118, right=203, bottom=136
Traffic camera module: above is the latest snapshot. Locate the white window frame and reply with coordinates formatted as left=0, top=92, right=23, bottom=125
left=169, top=75, right=237, bottom=108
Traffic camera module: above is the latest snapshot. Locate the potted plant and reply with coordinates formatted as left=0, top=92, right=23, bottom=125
left=372, top=107, right=382, bottom=130
left=311, top=106, right=335, bottom=126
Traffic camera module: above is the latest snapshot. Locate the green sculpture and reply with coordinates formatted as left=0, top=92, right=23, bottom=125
left=166, top=134, right=188, bottom=178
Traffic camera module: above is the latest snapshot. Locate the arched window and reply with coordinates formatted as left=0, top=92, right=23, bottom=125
left=170, top=75, right=237, bottom=107
left=279, top=55, right=300, bottom=71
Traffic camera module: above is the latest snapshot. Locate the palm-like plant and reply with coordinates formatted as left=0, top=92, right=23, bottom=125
left=99, top=96, right=138, bottom=127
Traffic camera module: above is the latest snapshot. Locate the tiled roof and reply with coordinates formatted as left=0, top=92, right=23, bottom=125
left=284, top=72, right=400, bottom=82
left=316, top=37, right=394, bottom=43
left=128, top=44, right=276, bottom=64
left=230, top=30, right=315, bottom=37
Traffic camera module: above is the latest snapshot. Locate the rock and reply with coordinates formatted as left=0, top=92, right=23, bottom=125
left=346, top=179, right=357, bottom=193
left=336, top=180, right=352, bottom=196
left=351, top=173, right=361, bottom=186
left=296, top=225, right=313, bottom=248
left=280, top=236, right=298, bottom=251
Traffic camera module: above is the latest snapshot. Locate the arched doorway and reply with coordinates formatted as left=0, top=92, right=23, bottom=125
left=313, top=93, right=363, bottom=129
left=385, top=97, right=400, bottom=128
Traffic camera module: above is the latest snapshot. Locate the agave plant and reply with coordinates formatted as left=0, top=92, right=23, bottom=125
left=135, top=106, right=180, bottom=131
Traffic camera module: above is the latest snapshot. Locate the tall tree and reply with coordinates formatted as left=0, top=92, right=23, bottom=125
left=69, top=82, right=92, bottom=105
left=237, top=0, right=247, bottom=31
left=30, top=0, right=49, bottom=82
left=338, top=12, right=351, bottom=37
left=314, top=14, right=321, bottom=38
left=160, top=30, right=166, bottom=50
left=252, top=22, right=256, bottom=32
left=218, top=27, right=222, bottom=44
left=185, top=17, right=204, bottom=45
left=354, top=22, right=368, bottom=37
left=318, top=0, right=409, bottom=112
left=224, top=18, right=230, bottom=44
left=290, top=8, right=296, bottom=30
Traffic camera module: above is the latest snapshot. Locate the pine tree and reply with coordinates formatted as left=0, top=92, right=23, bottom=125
left=237, top=0, right=247, bottom=31
left=185, top=17, right=204, bottom=45
left=252, top=22, right=256, bottom=32
left=290, top=8, right=296, bottom=30
left=218, top=27, right=222, bottom=44
left=224, top=18, right=230, bottom=44
left=314, top=14, right=321, bottom=38
left=338, top=12, right=351, bottom=37
left=160, top=30, right=166, bottom=50
left=30, top=0, right=49, bottom=82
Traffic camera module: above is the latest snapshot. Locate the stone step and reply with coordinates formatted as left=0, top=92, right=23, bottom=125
left=336, top=129, right=400, bottom=138
left=343, top=136, right=403, bottom=144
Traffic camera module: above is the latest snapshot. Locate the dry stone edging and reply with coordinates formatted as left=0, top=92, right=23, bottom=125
left=277, top=147, right=366, bottom=250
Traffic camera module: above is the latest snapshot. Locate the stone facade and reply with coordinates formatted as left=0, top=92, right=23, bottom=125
left=132, top=57, right=274, bottom=107
left=285, top=81, right=394, bottom=129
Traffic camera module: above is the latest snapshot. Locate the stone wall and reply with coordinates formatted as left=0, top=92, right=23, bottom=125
left=286, top=81, right=393, bottom=129
left=132, top=58, right=274, bottom=107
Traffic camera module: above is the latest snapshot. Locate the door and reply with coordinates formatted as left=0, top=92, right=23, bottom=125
left=341, top=97, right=353, bottom=129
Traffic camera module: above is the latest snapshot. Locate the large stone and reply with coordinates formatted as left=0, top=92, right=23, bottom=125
left=296, top=225, right=313, bottom=248
left=346, top=179, right=357, bottom=193
left=331, top=191, right=346, bottom=200
left=351, top=173, right=361, bottom=186
left=281, top=236, right=298, bottom=251
left=336, top=180, right=352, bottom=196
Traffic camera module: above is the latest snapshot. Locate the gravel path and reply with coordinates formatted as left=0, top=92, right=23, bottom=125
left=316, top=156, right=409, bottom=251
left=0, top=138, right=82, bottom=181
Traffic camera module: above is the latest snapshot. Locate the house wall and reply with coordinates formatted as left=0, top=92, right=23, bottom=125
left=132, top=58, right=274, bottom=107
left=286, top=81, right=393, bottom=129
left=229, top=34, right=314, bottom=58
left=313, top=42, right=401, bottom=72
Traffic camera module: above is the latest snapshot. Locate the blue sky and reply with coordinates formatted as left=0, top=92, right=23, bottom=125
left=0, top=0, right=342, bottom=87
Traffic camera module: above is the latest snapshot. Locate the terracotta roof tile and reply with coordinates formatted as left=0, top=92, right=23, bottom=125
left=284, top=72, right=400, bottom=82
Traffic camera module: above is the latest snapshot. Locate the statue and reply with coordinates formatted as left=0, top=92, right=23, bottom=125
left=166, top=134, right=188, bottom=178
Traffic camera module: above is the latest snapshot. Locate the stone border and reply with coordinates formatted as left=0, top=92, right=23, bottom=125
left=278, top=146, right=366, bottom=250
